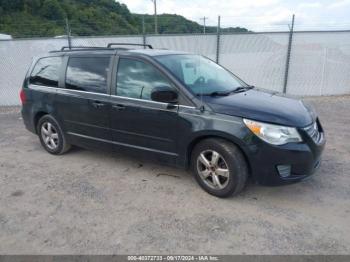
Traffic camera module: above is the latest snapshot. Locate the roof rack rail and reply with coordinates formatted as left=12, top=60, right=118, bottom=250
left=60, top=46, right=109, bottom=51
left=49, top=43, right=151, bottom=53
left=107, top=43, right=153, bottom=49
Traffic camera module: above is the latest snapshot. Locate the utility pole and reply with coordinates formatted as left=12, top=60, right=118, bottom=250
left=65, top=17, right=72, bottom=49
left=142, top=15, right=146, bottom=48
left=200, top=17, right=208, bottom=34
left=151, top=0, right=158, bottom=34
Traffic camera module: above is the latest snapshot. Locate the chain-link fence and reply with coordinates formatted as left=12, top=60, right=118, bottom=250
left=0, top=30, right=350, bottom=106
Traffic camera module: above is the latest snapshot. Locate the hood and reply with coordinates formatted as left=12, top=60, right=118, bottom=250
left=203, top=88, right=315, bottom=127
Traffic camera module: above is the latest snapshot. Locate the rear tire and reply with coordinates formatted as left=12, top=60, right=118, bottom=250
left=191, top=138, right=248, bottom=198
left=37, top=115, right=71, bottom=155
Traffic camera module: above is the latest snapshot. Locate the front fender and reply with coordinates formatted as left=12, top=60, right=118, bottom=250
left=176, top=109, right=254, bottom=169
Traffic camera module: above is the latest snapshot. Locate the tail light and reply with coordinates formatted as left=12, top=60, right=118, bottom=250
left=20, top=89, right=26, bottom=104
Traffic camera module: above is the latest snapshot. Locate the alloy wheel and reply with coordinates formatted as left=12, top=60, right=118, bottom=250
left=196, top=150, right=230, bottom=190
left=41, top=121, right=59, bottom=150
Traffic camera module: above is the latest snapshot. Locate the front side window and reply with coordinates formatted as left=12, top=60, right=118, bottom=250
left=155, top=55, right=247, bottom=95
left=29, top=57, right=62, bottom=87
left=116, top=58, right=174, bottom=101
left=65, top=57, right=110, bottom=94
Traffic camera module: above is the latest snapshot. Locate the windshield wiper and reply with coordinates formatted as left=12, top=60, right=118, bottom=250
left=197, top=86, right=255, bottom=97
left=197, top=91, right=231, bottom=97
left=231, top=85, right=255, bottom=93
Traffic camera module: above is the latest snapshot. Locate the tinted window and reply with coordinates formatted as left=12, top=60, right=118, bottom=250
left=29, top=57, right=62, bottom=87
left=65, top=57, right=110, bottom=94
left=116, top=58, right=173, bottom=100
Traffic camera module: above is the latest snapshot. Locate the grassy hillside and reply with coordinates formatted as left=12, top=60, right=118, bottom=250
left=134, top=14, right=248, bottom=34
left=0, top=0, right=248, bottom=38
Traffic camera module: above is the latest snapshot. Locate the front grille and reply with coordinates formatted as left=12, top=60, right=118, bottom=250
left=304, top=119, right=322, bottom=143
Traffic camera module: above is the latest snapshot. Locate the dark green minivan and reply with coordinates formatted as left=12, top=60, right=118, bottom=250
left=21, top=44, right=325, bottom=198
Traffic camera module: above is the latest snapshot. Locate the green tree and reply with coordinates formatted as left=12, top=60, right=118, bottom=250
left=0, top=0, right=248, bottom=38
left=41, top=0, right=65, bottom=20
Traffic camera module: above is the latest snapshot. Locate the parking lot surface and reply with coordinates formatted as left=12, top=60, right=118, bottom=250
left=0, top=96, right=350, bottom=254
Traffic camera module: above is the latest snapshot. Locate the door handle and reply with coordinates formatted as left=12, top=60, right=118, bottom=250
left=167, top=103, right=178, bottom=110
left=112, top=104, right=126, bottom=111
left=91, top=101, right=105, bottom=108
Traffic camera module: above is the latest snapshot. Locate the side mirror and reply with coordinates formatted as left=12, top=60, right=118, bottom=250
left=151, top=86, right=178, bottom=104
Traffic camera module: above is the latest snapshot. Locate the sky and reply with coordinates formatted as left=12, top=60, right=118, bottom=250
left=118, top=0, right=350, bottom=31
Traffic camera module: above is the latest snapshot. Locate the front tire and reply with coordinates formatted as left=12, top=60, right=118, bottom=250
left=191, top=138, right=248, bottom=198
left=37, top=115, right=71, bottom=155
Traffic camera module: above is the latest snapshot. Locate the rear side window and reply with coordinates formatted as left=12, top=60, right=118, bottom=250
left=65, top=57, right=110, bottom=94
left=29, top=57, right=62, bottom=87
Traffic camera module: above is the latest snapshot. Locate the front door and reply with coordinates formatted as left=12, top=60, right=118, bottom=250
left=110, top=57, right=179, bottom=162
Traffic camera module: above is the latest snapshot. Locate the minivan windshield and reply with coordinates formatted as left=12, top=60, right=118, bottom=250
left=155, top=54, right=248, bottom=96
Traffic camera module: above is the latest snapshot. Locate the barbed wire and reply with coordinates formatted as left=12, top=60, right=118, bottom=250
left=2, top=21, right=350, bottom=27
left=1, top=18, right=350, bottom=39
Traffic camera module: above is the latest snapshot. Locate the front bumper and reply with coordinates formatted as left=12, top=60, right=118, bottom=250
left=246, top=121, right=326, bottom=186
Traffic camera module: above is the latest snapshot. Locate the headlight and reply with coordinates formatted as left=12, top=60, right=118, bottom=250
left=243, top=119, right=302, bottom=145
